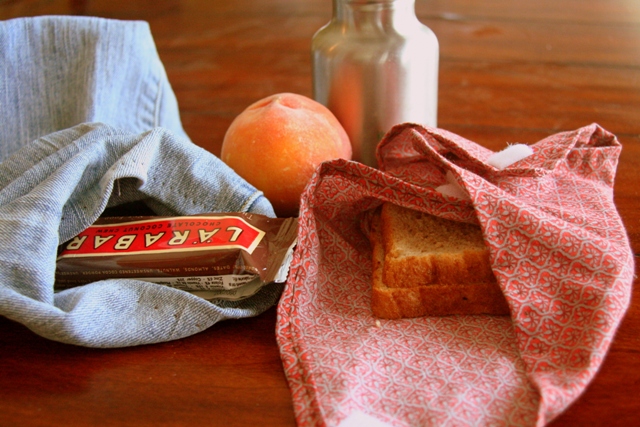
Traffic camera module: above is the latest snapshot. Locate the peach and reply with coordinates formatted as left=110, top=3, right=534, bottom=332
left=220, top=93, right=352, bottom=217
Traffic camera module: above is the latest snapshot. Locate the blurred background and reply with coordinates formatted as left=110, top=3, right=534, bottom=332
left=2, top=0, right=639, bottom=156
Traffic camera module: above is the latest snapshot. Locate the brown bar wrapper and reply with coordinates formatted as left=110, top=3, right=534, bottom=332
left=56, top=213, right=298, bottom=301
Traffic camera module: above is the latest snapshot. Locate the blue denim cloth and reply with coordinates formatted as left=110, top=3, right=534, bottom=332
left=0, top=16, right=278, bottom=347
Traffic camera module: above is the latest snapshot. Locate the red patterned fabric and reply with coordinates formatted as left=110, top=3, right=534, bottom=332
left=276, top=123, right=634, bottom=427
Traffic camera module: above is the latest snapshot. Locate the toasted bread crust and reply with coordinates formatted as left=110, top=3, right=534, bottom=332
left=367, top=203, right=510, bottom=319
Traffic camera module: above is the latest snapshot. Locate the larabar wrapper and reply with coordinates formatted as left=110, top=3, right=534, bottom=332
left=56, top=213, right=298, bottom=301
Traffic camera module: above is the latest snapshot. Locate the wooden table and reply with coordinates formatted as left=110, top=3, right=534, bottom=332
left=1, top=1, right=638, bottom=426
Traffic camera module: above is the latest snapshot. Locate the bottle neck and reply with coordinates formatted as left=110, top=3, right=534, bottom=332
left=332, top=0, right=417, bottom=31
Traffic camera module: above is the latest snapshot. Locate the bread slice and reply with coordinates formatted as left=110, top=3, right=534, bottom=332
left=380, top=203, right=495, bottom=288
left=367, top=203, right=510, bottom=319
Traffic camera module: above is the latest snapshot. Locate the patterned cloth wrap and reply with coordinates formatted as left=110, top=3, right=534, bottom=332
left=276, top=123, right=635, bottom=426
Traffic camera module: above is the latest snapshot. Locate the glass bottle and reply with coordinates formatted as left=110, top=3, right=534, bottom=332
left=312, top=0, right=439, bottom=167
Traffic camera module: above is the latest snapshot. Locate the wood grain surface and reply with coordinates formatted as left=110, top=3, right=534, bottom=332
left=1, top=1, right=638, bottom=426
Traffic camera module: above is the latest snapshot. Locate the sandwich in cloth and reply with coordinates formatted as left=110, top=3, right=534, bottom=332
left=276, top=123, right=634, bottom=426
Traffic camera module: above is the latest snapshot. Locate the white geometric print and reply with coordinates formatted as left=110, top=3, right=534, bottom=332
left=276, top=123, right=634, bottom=427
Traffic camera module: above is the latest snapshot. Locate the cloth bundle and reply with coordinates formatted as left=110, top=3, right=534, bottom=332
left=276, top=123, right=634, bottom=426
left=0, top=16, right=279, bottom=348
